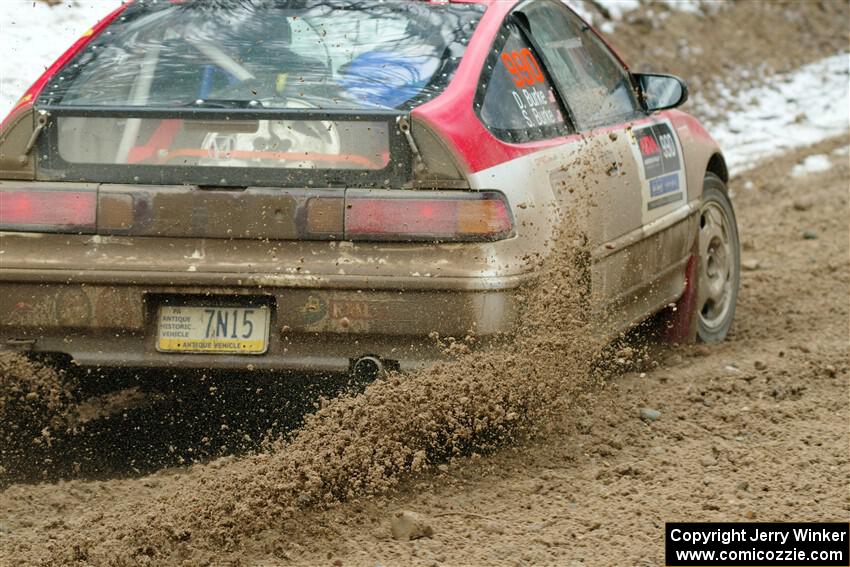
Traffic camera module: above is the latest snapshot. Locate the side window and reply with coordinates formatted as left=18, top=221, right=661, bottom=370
left=476, top=23, right=571, bottom=143
left=520, top=0, right=641, bottom=130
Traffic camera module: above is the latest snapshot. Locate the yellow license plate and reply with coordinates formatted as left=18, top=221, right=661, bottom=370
left=157, top=306, right=270, bottom=354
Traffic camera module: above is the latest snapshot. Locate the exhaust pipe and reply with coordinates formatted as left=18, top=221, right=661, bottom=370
left=352, top=355, right=385, bottom=381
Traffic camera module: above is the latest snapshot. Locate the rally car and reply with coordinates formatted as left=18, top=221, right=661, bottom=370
left=0, top=0, right=740, bottom=377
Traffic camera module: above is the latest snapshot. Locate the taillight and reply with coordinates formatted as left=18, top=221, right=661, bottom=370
left=344, top=191, right=514, bottom=242
left=0, top=189, right=96, bottom=232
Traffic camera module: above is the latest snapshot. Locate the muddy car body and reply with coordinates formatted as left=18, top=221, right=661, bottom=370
left=0, top=0, right=739, bottom=374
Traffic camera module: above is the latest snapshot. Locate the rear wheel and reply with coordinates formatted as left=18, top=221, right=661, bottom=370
left=697, top=174, right=740, bottom=343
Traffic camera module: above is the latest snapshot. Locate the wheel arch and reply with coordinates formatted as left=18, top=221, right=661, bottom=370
left=706, top=152, right=729, bottom=185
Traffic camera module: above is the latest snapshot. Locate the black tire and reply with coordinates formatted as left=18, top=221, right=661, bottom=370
left=696, top=173, right=741, bottom=343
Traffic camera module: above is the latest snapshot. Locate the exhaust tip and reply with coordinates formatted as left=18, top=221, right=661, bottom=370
left=352, top=355, right=385, bottom=381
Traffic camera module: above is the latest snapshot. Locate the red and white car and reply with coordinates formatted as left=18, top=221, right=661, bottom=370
left=0, top=0, right=740, bottom=377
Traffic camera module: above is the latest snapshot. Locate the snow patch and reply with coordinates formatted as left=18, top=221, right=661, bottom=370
left=567, top=0, right=640, bottom=25
left=595, top=0, right=641, bottom=20
left=708, top=53, right=850, bottom=174
left=791, top=154, right=832, bottom=178
left=655, top=0, right=703, bottom=14
left=569, top=0, right=717, bottom=28
left=0, top=0, right=123, bottom=118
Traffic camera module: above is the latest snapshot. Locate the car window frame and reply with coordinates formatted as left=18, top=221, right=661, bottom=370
left=515, top=0, right=646, bottom=132
left=473, top=14, right=576, bottom=144
left=34, top=106, right=415, bottom=188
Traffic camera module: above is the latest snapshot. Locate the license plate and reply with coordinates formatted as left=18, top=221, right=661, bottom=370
left=157, top=306, right=270, bottom=354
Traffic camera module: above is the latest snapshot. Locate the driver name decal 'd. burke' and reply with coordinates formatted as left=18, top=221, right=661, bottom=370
left=633, top=121, right=685, bottom=211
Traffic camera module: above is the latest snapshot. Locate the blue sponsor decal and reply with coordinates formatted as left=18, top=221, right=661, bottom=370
left=650, top=172, right=680, bottom=198
left=635, top=122, right=686, bottom=211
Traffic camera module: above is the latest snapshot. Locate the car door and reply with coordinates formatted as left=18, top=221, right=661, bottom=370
left=515, top=0, right=691, bottom=332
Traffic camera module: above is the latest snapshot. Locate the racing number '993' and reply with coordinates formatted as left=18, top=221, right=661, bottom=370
left=501, top=49, right=546, bottom=87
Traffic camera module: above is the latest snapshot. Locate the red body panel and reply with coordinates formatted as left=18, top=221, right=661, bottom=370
left=668, top=109, right=722, bottom=147
left=413, top=0, right=635, bottom=175
left=414, top=0, right=550, bottom=174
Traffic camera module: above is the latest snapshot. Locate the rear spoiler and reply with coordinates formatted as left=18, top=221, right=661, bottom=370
left=34, top=104, right=409, bottom=121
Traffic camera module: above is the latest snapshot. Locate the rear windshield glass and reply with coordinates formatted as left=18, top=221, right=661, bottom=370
left=38, top=0, right=484, bottom=111
left=55, top=116, right=391, bottom=171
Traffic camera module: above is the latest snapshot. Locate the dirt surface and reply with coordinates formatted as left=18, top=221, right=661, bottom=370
left=0, top=355, right=78, bottom=479
left=1, top=1, right=849, bottom=566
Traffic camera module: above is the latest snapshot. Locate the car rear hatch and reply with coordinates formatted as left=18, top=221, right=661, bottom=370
left=24, top=105, right=410, bottom=241
left=2, top=104, right=512, bottom=242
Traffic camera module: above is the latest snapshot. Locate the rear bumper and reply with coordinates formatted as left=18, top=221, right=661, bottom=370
left=0, top=274, right=521, bottom=372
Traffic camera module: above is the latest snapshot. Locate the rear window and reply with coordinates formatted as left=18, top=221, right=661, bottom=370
left=38, top=0, right=484, bottom=111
